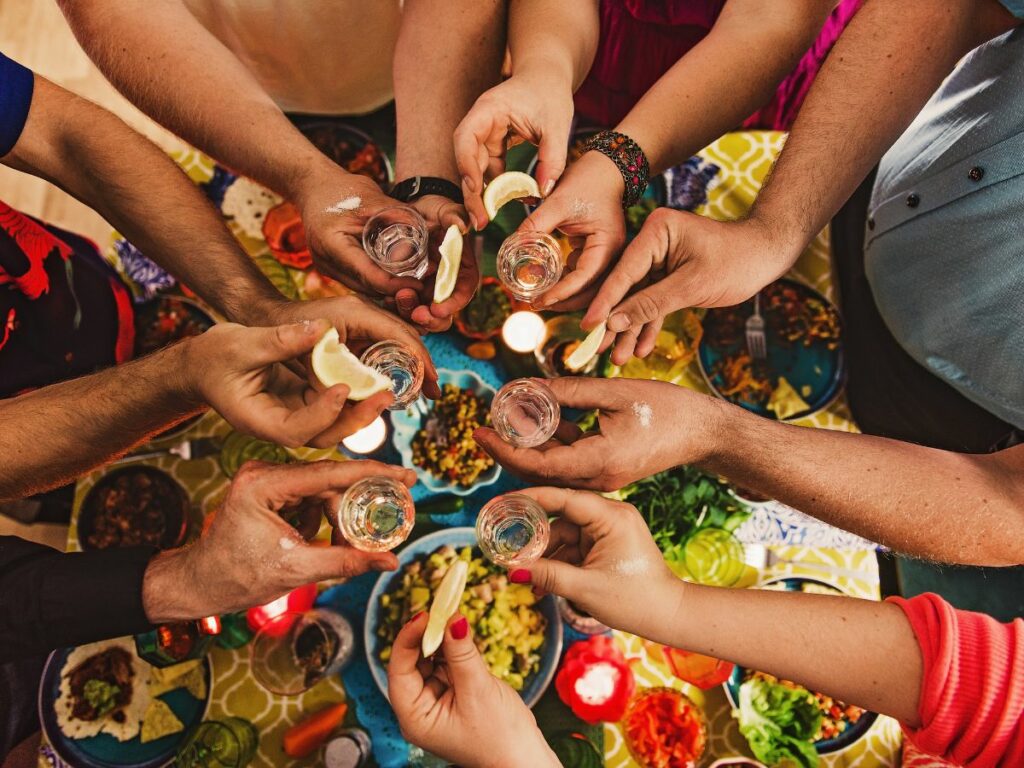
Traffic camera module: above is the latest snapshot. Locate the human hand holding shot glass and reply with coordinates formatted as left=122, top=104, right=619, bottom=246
left=476, top=493, right=550, bottom=569
left=496, top=230, right=564, bottom=304
left=490, top=378, right=561, bottom=448
left=362, top=205, right=430, bottom=279
left=311, top=329, right=426, bottom=412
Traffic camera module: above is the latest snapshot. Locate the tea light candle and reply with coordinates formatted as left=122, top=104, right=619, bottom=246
left=341, top=416, right=388, bottom=454
left=246, top=583, right=318, bottom=633
left=502, top=311, right=545, bottom=353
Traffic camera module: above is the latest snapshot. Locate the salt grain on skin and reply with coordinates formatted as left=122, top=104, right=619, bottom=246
left=569, top=198, right=593, bottom=222
left=279, top=536, right=298, bottom=551
left=632, top=401, right=653, bottom=428
left=612, top=556, right=650, bottom=576
left=325, top=196, right=361, bottom=214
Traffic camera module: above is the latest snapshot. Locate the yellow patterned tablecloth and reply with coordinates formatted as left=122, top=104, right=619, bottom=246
left=55, top=131, right=905, bottom=767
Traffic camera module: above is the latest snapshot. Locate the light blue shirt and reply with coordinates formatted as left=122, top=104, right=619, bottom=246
left=865, top=26, right=1024, bottom=428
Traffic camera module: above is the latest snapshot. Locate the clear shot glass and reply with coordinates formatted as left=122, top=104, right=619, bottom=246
left=496, top=230, right=563, bottom=302
left=335, top=476, right=415, bottom=552
left=489, top=378, right=560, bottom=448
left=362, top=205, right=429, bottom=278
left=359, top=340, right=424, bottom=410
left=476, top=493, right=550, bottom=568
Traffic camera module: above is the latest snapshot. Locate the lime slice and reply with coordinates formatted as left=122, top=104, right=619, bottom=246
left=683, top=528, right=745, bottom=587
left=421, top=558, right=469, bottom=657
left=432, top=225, right=463, bottom=303
left=482, top=171, right=541, bottom=220
left=566, top=322, right=606, bottom=372
left=311, top=328, right=393, bottom=399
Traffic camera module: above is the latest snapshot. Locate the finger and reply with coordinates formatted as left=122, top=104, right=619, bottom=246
left=245, top=459, right=416, bottom=506
left=516, top=486, right=609, bottom=527
left=634, top=316, right=665, bottom=359
left=307, top=390, right=393, bottom=448
left=545, top=517, right=582, bottom=557
left=552, top=417, right=583, bottom=445
left=517, top=196, right=566, bottom=237
left=430, top=241, right=480, bottom=319
left=246, top=319, right=332, bottom=367
left=341, top=302, right=439, bottom=395
left=396, top=289, right=419, bottom=319
left=318, top=241, right=423, bottom=297
left=582, top=222, right=668, bottom=330
left=517, top=555, right=588, bottom=603
left=226, top=384, right=350, bottom=449
left=611, top=325, right=641, bottom=366
left=454, top=113, right=502, bottom=229
left=301, top=544, right=399, bottom=582
left=544, top=376, right=625, bottom=412
left=473, top=427, right=600, bottom=486
left=440, top=613, right=491, bottom=693
left=534, top=130, right=570, bottom=198
left=388, top=612, right=432, bottom=710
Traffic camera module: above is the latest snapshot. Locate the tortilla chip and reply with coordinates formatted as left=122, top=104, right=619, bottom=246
left=149, top=659, right=201, bottom=685
left=768, top=376, right=811, bottom=420
left=54, top=637, right=151, bottom=742
left=140, top=699, right=184, bottom=743
left=150, top=664, right=206, bottom=699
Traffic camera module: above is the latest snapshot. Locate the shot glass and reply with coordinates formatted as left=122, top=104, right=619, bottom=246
left=335, top=476, right=415, bottom=552
left=250, top=608, right=355, bottom=696
left=490, top=378, right=560, bottom=448
left=496, top=230, right=563, bottom=302
left=476, top=493, right=550, bottom=568
left=362, top=205, right=429, bottom=278
left=360, top=340, right=424, bottom=410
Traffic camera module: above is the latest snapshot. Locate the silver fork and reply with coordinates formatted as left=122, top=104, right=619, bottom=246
left=745, top=292, right=767, bottom=361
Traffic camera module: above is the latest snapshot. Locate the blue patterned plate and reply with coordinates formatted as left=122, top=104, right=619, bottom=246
left=391, top=369, right=501, bottom=497
left=364, top=527, right=562, bottom=709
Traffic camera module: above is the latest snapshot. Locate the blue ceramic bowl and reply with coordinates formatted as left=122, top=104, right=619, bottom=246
left=722, top=577, right=878, bottom=756
left=391, top=369, right=501, bottom=497
left=38, top=647, right=211, bottom=768
left=698, top=279, right=844, bottom=421
left=364, top=528, right=563, bottom=709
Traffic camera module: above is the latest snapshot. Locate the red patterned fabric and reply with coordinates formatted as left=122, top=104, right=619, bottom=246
left=574, top=0, right=863, bottom=131
left=0, top=201, right=72, bottom=300
left=888, top=593, right=1024, bottom=768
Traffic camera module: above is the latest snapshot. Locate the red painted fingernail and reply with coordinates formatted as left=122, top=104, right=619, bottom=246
left=450, top=616, right=469, bottom=640
left=509, top=569, right=532, bottom=584
left=407, top=611, right=426, bottom=627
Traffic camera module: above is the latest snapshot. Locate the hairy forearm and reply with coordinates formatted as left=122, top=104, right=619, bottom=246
left=7, top=77, right=286, bottom=324
left=696, top=401, right=1024, bottom=566
left=58, top=0, right=331, bottom=200
left=507, top=0, right=599, bottom=90
left=0, top=343, right=202, bottom=500
left=617, top=0, right=832, bottom=175
left=751, top=0, right=1018, bottom=252
left=394, top=0, right=507, bottom=181
left=664, top=583, right=923, bottom=725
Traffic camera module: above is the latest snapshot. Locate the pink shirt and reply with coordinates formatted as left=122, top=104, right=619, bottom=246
left=574, top=0, right=863, bottom=131
left=889, top=593, right=1024, bottom=767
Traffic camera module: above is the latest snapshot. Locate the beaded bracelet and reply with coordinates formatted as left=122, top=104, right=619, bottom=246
left=583, top=130, right=650, bottom=209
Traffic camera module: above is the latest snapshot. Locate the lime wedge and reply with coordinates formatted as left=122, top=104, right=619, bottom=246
left=683, top=528, right=745, bottom=587
left=432, top=225, right=463, bottom=303
left=311, top=328, right=393, bottom=400
left=483, top=171, right=541, bottom=220
left=421, top=558, right=469, bottom=657
left=566, top=322, right=606, bottom=372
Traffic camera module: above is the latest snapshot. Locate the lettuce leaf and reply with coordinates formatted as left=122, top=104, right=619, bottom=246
left=736, top=678, right=821, bottom=768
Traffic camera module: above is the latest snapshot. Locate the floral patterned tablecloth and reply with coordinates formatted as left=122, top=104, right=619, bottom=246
left=51, top=130, right=918, bottom=767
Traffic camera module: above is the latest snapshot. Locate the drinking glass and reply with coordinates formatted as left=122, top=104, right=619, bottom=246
left=359, top=341, right=424, bottom=410
left=490, top=378, right=560, bottom=448
left=335, top=476, right=415, bottom=552
left=535, top=315, right=600, bottom=377
left=476, top=493, right=550, bottom=568
left=496, top=230, right=563, bottom=301
left=362, top=206, right=428, bottom=278
left=175, top=718, right=258, bottom=768
left=250, top=608, right=354, bottom=695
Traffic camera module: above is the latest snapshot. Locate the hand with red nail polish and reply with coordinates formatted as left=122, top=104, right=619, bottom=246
left=512, top=487, right=681, bottom=644
left=387, top=612, right=559, bottom=767
left=475, top=376, right=723, bottom=493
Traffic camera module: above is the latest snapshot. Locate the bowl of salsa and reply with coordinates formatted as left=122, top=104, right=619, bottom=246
left=623, top=687, right=707, bottom=768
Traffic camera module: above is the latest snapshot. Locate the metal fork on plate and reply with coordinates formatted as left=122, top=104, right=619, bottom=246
left=745, top=292, right=767, bottom=360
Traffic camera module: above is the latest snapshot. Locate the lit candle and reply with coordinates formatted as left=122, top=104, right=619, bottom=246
left=342, top=416, right=388, bottom=454
left=246, top=583, right=318, bottom=633
left=502, top=311, right=546, bottom=353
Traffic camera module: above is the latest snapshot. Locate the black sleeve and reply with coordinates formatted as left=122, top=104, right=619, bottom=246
left=0, top=536, right=155, bottom=662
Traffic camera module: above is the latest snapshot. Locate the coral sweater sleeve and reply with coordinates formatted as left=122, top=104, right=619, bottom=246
left=888, top=593, right=1024, bottom=767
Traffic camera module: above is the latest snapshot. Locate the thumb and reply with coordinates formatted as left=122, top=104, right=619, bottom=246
left=440, top=613, right=492, bottom=692
left=519, top=556, right=586, bottom=603
left=300, top=544, right=398, bottom=582
left=250, top=319, right=331, bottom=366
left=606, top=281, right=674, bottom=335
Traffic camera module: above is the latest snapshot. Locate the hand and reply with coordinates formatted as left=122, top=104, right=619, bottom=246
left=519, top=151, right=628, bottom=314
left=185, top=319, right=396, bottom=448
left=454, top=72, right=575, bottom=229
left=143, top=460, right=415, bottom=621
left=294, top=165, right=423, bottom=299
left=508, top=487, right=682, bottom=645
left=474, top=377, right=724, bottom=492
left=392, top=195, right=479, bottom=334
left=265, top=295, right=441, bottom=399
left=388, top=611, right=559, bottom=768
left=585, top=210, right=795, bottom=363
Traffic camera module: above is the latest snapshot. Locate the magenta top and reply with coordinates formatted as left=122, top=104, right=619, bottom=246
left=574, top=0, right=864, bottom=131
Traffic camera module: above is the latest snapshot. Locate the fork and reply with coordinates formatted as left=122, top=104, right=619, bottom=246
left=745, top=291, right=767, bottom=361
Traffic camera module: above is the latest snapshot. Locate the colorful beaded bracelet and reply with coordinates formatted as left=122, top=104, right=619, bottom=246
left=583, top=130, right=650, bottom=209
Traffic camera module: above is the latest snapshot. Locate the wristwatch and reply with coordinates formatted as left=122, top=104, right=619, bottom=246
left=391, top=176, right=464, bottom=205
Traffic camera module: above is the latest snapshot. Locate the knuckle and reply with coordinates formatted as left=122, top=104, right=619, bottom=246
left=632, top=292, right=663, bottom=323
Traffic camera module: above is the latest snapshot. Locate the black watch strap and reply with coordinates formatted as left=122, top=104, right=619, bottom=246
left=391, top=176, right=464, bottom=205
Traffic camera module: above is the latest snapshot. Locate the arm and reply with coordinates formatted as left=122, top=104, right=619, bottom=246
left=0, top=320, right=392, bottom=501
left=586, top=0, right=1021, bottom=349
left=57, top=0, right=425, bottom=300
left=454, top=0, right=600, bottom=225
left=0, top=461, right=413, bottom=661
left=474, top=377, right=1024, bottom=566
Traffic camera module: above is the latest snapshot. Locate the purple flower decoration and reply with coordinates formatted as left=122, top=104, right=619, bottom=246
left=667, top=156, right=720, bottom=212
left=114, top=238, right=176, bottom=302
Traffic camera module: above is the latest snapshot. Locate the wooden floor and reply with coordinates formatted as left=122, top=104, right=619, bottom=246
left=0, top=0, right=184, bottom=547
